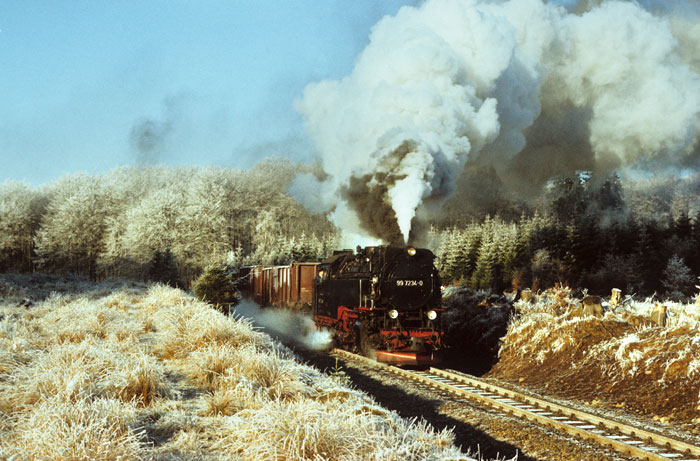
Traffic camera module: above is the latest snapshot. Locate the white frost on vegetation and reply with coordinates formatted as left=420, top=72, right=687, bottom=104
left=612, top=333, right=643, bottom=376
left=504, top=285, right=700, bottom=388
left=0, top=276, right=470, bottom=460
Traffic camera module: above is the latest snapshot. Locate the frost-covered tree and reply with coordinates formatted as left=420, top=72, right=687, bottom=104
left=661, top=255, right=695, bottom=299
left=178, top=168, right=231, bottom=269
left=34, top=174, right=115, bottom=279
left=495, top=221, right=520, bottom=289
left=435, top=228, right=460, bottom=282
left=291, top=232, right=320, bottom=262
left=531, top=249, right=555, bottom=291
left=3, top=161, right=333, bottom=283
left=0, top=181, right=44, bottom=271
left=471, top=233, right=498, bottom=291
left=104, top=186, right=183, bottom=278
left=223, top=244, right=246, bottom=269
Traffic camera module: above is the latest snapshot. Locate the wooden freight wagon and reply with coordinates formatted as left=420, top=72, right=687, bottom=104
left=246, top=262, right=318, bottom=310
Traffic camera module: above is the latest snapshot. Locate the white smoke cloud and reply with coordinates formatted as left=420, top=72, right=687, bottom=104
left=297, top=0, right=700, bottom=244
left=287, top=172, right=335, bottom=214
left=550, top=1, right=700, bottom=164
left=232, top=300, right=334, bottom=351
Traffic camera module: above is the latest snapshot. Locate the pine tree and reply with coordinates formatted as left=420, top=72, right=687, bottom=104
left=661, top=255, right=695, bottom=299
left=636, top=220, right=665, bottom=293
left=291, top=232, right=316, bottom=262
left=688, top=216, right=700, bottom=275
left=472, top=234, right=497, bottom=291
left=531, top=248, right=555, bottom=290
left=497, top=222, right=520, bottom=290
left=671, top=210, right=693, bottom=251
left=192, top=263, right=238, bottom=311
left=438, top=229, right=461, bottom=283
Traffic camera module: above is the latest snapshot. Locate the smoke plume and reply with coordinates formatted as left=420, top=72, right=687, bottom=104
left=130, top=119, right=172, bottom=166
left=296, top=0, right=700, bottom=244
left=130, top=92, right=236, bottom=167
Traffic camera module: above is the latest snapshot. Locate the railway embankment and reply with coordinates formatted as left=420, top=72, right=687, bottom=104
left=487, top=285, right=700, bottom=435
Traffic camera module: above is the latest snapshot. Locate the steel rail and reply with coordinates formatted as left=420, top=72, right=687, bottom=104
left=330, top=348, right=700, bottom=461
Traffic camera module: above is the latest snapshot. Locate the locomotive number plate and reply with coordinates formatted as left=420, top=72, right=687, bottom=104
left=396, top=280, right=423, bottom=287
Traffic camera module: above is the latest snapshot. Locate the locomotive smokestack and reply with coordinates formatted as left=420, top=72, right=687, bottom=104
left=297, top=0, right=700, bottom=243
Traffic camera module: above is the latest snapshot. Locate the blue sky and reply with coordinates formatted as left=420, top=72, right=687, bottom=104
left=0, top=1, right=413, bottom=185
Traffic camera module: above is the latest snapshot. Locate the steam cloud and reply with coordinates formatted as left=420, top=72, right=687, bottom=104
left=233, top=300, right=334, bottom=351
left=296, top=0, right=700, bottom=245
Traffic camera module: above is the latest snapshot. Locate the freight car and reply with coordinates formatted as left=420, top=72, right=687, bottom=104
left=238, top=246, right=445, bottom=366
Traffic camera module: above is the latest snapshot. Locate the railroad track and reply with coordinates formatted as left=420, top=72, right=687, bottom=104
left=331, top=348, right=700, bottom=461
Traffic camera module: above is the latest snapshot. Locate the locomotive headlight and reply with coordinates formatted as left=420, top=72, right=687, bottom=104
left=427, top=310, right=438, bottom=321
left=371, top=276, right=379, bottom=284
left=388, top=309, right=399, bottom=319
left=407, top=247, right=417, bottom=256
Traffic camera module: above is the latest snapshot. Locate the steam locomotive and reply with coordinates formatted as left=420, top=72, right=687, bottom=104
left=239, top=246, right=445, bottom=366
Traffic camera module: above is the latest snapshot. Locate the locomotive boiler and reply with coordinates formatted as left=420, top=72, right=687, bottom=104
left=241, top=245, right=445, bottom=366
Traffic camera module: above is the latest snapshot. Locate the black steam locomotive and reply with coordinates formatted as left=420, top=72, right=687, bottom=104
left=313, top=246, right=444, bottom=365
left=242, top=246, right=445, bottom=366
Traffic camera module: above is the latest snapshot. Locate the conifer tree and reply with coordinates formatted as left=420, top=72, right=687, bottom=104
left=687, top=217, right=700, bottom=274
left=192, top=263, right=238, bottom=312
left=437, top=229, right=462, bottom=283
left=472, top=234, right=497, bottom=291
left=661, top=255, right=695, bottom=299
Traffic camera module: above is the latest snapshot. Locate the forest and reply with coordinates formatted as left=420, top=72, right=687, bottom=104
left=434, top=168, right=700, bottom=298
left=1, top=160, right=699, bottom=299
left=0, top=159, right=338, bottom=286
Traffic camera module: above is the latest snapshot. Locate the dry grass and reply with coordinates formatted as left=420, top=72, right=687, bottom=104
left=211, top=399, right=460, bottom=461
left=150, top=289, right=269, bottom=360
left=2, top=396, right=147, bottom=460
left=0, top=275, right=471, bottom=460
left=5, top=339, right=169, bottom=410
left=590, top=324, right=700, bottom=383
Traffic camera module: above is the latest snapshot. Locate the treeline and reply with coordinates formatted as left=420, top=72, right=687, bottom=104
left=433, top=172, right=700, bottom=299
left=0, top=159, right=338, bottom=286
left=2, top=161, right=699, bottom=297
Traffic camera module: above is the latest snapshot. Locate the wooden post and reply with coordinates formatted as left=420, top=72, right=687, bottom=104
left=652, top=304, right=667, bottom=327
left=610, top=288, right=621, bottom=307
left=582, top=295, right=604, bottom=317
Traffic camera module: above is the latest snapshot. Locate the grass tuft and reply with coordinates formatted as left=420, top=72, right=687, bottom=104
left=2, top=396, right=147, bottom=460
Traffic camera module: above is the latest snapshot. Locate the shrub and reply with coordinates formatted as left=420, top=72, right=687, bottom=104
left=192, top=264, right=238, bottom=311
